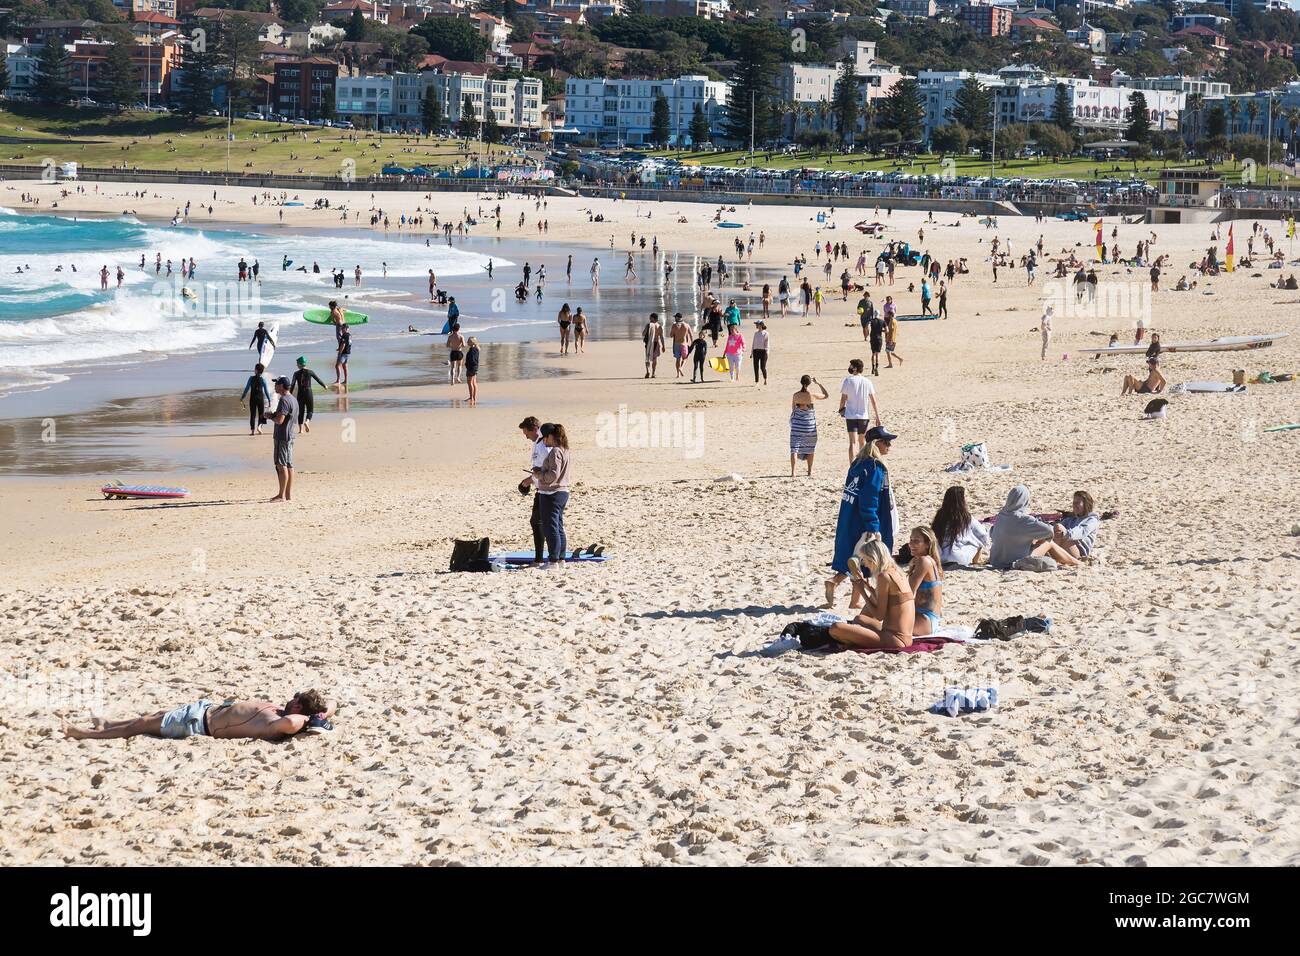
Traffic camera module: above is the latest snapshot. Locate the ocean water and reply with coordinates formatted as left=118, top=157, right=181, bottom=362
left=0, top=209, right=502, bottom=388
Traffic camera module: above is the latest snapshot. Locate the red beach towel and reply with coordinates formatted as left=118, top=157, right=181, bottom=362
left=852, top=636, right=956, bottom=655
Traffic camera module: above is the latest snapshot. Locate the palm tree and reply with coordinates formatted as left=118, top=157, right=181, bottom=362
left=1228, top=98, right=1240, bottom=142
left=1186, top=92, right=1202, bottom=147
left=1246, top=99, right=1260, bottom=138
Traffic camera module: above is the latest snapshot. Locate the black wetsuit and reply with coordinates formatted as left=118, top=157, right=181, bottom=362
left=291, top=366, right=328, bottom=424
left=250, top=327, right=274, bottom=357
left=689, top=337, right=707, bottom=381
left=241, top=374, right=269, bottom=431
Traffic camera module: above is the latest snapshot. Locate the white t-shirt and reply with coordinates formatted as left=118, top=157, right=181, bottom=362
left=840, top=374, right=875, bottom=420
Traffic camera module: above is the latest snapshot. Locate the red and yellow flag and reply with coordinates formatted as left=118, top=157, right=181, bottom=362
left=1225, top=224, right=1235, bottom=273
left=1095, top=220, right=1104, bottom=261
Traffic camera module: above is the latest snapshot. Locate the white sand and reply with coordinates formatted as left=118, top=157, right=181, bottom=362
left=2, top=181, right=1299, bottom=864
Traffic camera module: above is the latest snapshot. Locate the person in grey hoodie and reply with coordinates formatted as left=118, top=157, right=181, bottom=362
left=988, top=485, right=1055, bottom=569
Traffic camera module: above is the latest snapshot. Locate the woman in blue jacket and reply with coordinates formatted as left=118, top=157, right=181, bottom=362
left=824, top=425, right=897, bottom=609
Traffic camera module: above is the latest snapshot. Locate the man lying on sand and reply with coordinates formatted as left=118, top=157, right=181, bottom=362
left=62, top=689, right=335, bottom=741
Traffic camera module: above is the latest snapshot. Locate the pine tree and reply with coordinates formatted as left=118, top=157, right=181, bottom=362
left=724, top=24, right=783, bottom=147
left=458, top=93, right=479, bottom=139
left=177, top=34, right=218, bottom=119
left=879, top=78, right=924, bottom=145
left=346, top=9, right=367, bottom=43
left=1126, top=90, right=1151, bottom=146
left=0, top=46, right=9, bottom=97
left=35, top=41, right=72, bottom=106
left=422, top=86, right=442, bottom=133
left=1051, top=82, right=1075, bottom=135
left=689, top=102, right=710, bottom=146
left=482, top=104, right=501, bottom=144
left=953, top=79, right=992, bottom=133
left=96, top=31, right=139, bottom=109
left=651, top=93, right=671, bottom=147
left=831, top=56, right=860, bottom=147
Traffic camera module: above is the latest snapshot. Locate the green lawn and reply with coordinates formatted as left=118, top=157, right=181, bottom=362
left=642, top=147, right=1299, bottom=186
left=0, top=106, right=518, bottom=178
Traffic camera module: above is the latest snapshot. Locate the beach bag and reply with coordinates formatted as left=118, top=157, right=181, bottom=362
left=450, top=537, right=490, bottom=572
left=1012, top=555, right=1057, bottom=573
left=960, top=442, right=989, bottom=470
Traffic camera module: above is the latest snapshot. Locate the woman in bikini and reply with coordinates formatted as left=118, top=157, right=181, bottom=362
left=829, top=537, right=915, bottom=649
left=905, top=526, right=943, bottom=636
left=557, top=303, right=572, bottom=355
left=573, top=307, right=588, bottom=353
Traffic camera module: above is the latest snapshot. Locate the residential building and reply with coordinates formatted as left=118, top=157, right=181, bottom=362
left=1171, top=26, right=1229, bottom=57
left=18, top=20, right=101, bottom=44
left=1169, top=14, right=1230, bottom=32
left=958, top=4, right=1012, bottom=37
left=1243, top=40, right=1294, bottom=62
left=1112, top=73, right=1230, bottom=99
left=116, top=0, right=179, bottom=18
left=335, top=69, right=543, bottom=131
left=128, top=11, right=181, bottom=38
left=1068, top=22, right=1106, bottom=53
left=638, top=0, right=730, bottom=17
left=66, top=37, right=184, bottom=101
left=564, top=75, right=728, bottom=146
left=321, top=1, right=390, bottom=24
left=2, top=43, right=39, bottom=96
left=189, top=9, right=285, bottom=45
left=888, top=0, right=937, bottom=16
left=273, top=57, right=341, bottom=118
left=280, top=23, right=346, bottom=52
left=1011, top=16, right=1062, bottom=43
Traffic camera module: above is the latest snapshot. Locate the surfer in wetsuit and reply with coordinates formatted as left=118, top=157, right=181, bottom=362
left=240, top=363, right=270, bottom=435
left=290, top=356, right=328, bottom=434
left=249, top=322, right=275, bottom=361
left=328, top=300, right=346, bottom=344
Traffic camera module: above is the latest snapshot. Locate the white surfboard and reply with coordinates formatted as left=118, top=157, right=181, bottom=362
left=258, top=322, right=280, bottom=414
left=1170, top=381, right=1248, bottom=395
left=1078, top=333, right=1288, bottom=355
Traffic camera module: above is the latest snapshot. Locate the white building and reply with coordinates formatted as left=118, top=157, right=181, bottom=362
left=564, top=75, right=728, bottom=146
left=919, top=67, right=1184, bottom=141
left=335, top=71, right=542, bottom=131
left=3, top=43, right=39, bottom=96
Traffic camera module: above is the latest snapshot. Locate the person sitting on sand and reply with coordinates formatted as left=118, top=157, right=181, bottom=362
left=906, top=526, right=944, bottom=636
left=1050, top=490, right=1100, bottom=562
left=1121, top=357, right=1165, bottom=395
left=63, top=689, right=335, bottom=741
left=828, top=537, right=915, bottom=649
left=989, top=485, right=1079, bottom=569
left=931, top=485, right=991, bottom=566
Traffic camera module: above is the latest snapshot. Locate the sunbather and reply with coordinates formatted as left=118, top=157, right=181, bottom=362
left=1121, top=357, right=1165, bottom=395
left=62, top=689, right=335, bottom=741
left=830, top=537, right=915, bottom=649
left=906, top=527, right=944, bottom=636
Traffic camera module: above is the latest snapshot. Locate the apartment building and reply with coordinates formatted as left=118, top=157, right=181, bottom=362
left=272, top=57, right=341, bottom=119
left=335, top=70, right=543, bottom=131
left=564, top=75, right=728, bottom=146
left=958, top=4, right=1012, bottom=36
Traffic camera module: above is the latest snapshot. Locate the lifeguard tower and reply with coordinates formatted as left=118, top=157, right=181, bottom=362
left=1148, top=168, right=1224, bottom=224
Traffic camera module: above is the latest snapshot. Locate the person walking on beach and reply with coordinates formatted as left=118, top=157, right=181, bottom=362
left=689, top=327, right=708, bottom=382
left=937, top=280, right=949, bottom=320
left=642, top=313, right=665, bottom=378
left=790, top=374, right=829, bottom=476
left=670, top=312, right=692, bottom=378
left=825, top=425, right=898, bottom=609
left=465, top=337, right=480, bottom=405
left=573, top=307, right=588, bottom=353
left=883, top=297, right=903, bottom=368
left=446, top=323, right=465, bottom=384
left=724, top=323, right=746, bottom=383
left=761, top=282, right=771, bottom=319
left=269, top=377, right=298, bottom=502
left=240, top=363, right=270, bottom=436
left=590, top=258, right=600, bottom=289
left=751, top=320, right=769, bottom=385
left=333, top=325, right=352, bottom=391
left=428, top=269, right=438, bottom=300
left=839, top=358, right=881, bottom=462
left=778, top=275, right=790, bottom=316
left=290, top=356, right=328, bottom=435
left=869, top=309, right=885, bottom=375
left=1039, top=304, right=1054, bottom=361
left=531, top=423, right=572, bottom=566
left=566, top=255, right=573, bottom=283
left=249, top=322, right=276, bottom=363
left=558, top=303, right=572, bottom=355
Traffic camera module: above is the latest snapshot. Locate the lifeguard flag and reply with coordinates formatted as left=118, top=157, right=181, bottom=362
left=1226, top=224, right=1235, bottom=273
left=1095, top=220, right=1104, bottom=261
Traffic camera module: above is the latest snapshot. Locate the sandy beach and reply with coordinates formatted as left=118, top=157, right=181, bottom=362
left=2, top=179, right=1299, bottom=865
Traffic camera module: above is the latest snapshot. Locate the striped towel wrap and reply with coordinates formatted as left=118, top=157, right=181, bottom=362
left=790, top=408, right=818, bottom=457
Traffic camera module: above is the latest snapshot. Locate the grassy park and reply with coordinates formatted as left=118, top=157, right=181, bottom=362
left=0, top=106, right=519, bottom=179
left=643, top=147, right=1300, bottom=187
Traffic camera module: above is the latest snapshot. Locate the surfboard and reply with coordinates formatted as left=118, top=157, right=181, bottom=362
left=303, top=308, right=368, bottom=326
left=258, top=322, right=280, bottom=414
left=102, top=482, right=189, bottom=500
left=716, top=222, right=744, bottom=228
left=1077, top=333, right=1288, bottom=355
left=494, top=550, right=610, bottom=564
left=1171, top=381, right=1248, bottom=394
left=894, top=314, right=937, bottom=321
left=1264, top=423, right=1300, bottom=432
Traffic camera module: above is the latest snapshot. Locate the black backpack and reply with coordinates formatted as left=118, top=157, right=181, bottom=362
left=449, top=538, right=491, bottom=572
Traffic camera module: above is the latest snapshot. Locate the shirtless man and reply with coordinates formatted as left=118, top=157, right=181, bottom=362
left=446, top=322, right=466, bottom=384
left=62, top=689, right=335, bottom=741
left=1121, top=357, right=1166, bottom=395
left=669, top=312, right=692, bottom=378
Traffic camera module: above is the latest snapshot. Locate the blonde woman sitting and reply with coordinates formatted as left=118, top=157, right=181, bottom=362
left=828, top=537, right=915, bottom=650
left=906, top=526, right=944, bottom=636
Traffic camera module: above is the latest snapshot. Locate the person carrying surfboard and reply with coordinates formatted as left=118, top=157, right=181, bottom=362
left=328, top=300, right=345, bottom=344
left=249, top=322, right=276, bottom=362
